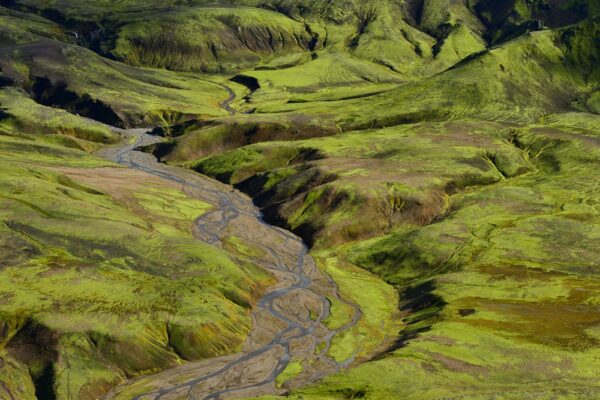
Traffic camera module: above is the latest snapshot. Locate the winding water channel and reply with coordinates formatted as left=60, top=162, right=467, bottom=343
left=99, top=128, right=361, bottom=399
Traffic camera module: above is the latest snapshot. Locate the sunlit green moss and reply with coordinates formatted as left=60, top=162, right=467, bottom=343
left=0, top=133, right=270, bottom=399
left=317, top=255, right=400, bottom=363
left=112, top=7, right=313, bottom=73
left=0, top=2, right=599, bottom=399
left=275, top=360, right=304, bottom=388
left=0, top=87, right=117, bottom=145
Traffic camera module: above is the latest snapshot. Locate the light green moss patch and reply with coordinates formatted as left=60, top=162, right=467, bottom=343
left=275, top=360, right=304, bottom=388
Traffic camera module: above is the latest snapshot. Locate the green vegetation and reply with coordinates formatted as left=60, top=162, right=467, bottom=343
left=0, top=87, right=117, bottom=146
left=112, top=7, right=315, bottom=73
left=275, top=360, right=304, bottom=389
left=0, top=125, right=271, bottom=398
left=0, top=0, right=599, bottom=399
left=318, top=256, right=400, bottom=363
left=0, top=12, right=232, bottom=128
left=322, top=295, right=354, bottom=331
left=160, top=9, right=599, bottom=400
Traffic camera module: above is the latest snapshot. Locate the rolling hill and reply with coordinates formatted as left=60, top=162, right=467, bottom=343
left=0, top=0, right=599, bottom=399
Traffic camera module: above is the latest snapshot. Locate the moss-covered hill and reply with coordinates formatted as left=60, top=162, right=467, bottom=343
left=0, top=0, right=599, bottom=399
left=0, top=100, right=275, bottom=399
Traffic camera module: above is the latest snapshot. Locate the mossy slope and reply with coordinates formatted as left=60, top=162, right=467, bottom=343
left=157, top=16, right=600, bottom=400
left=0, top=123, right=271, bottom=399
left=0, top=1, right=599, bottom=399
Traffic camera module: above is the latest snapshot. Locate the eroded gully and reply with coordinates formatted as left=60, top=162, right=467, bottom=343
left=98, top=86, right=362, bottom=399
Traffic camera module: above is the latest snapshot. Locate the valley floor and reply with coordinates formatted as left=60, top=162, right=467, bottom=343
left=98, top=129, right=399, bottom=400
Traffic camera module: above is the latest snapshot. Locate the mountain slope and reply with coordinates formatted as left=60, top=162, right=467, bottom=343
left=0, top=1, right=598, bottom=399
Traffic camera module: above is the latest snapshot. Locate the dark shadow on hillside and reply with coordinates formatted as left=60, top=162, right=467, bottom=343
left=377, top=280, right=447, bottom=356
left=143, top=141, right=177, bottom=162
left=230, top=74, right=260, bottom=92
left=0, top=75, right=12, bottom=88
left=34, top=364, right=57, bottom=400
left=31, top=77, right=124, bottom=128
left=0, top=0, right=117, bottom=56
left=148, top=119, right=204, bottom=138
left=6, top=319, right=58, bottom=400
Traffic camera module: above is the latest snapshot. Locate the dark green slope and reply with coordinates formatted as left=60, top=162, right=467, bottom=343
left=2, top=0, right=597, bottom=76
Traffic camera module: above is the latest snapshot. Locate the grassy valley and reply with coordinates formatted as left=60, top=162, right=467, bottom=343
left=0, top=0, right=599, bottom=399
left=0, top=123, right=274, bottom=399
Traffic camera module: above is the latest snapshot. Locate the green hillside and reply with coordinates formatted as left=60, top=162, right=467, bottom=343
left=0, top=0, right=599, bottom=399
